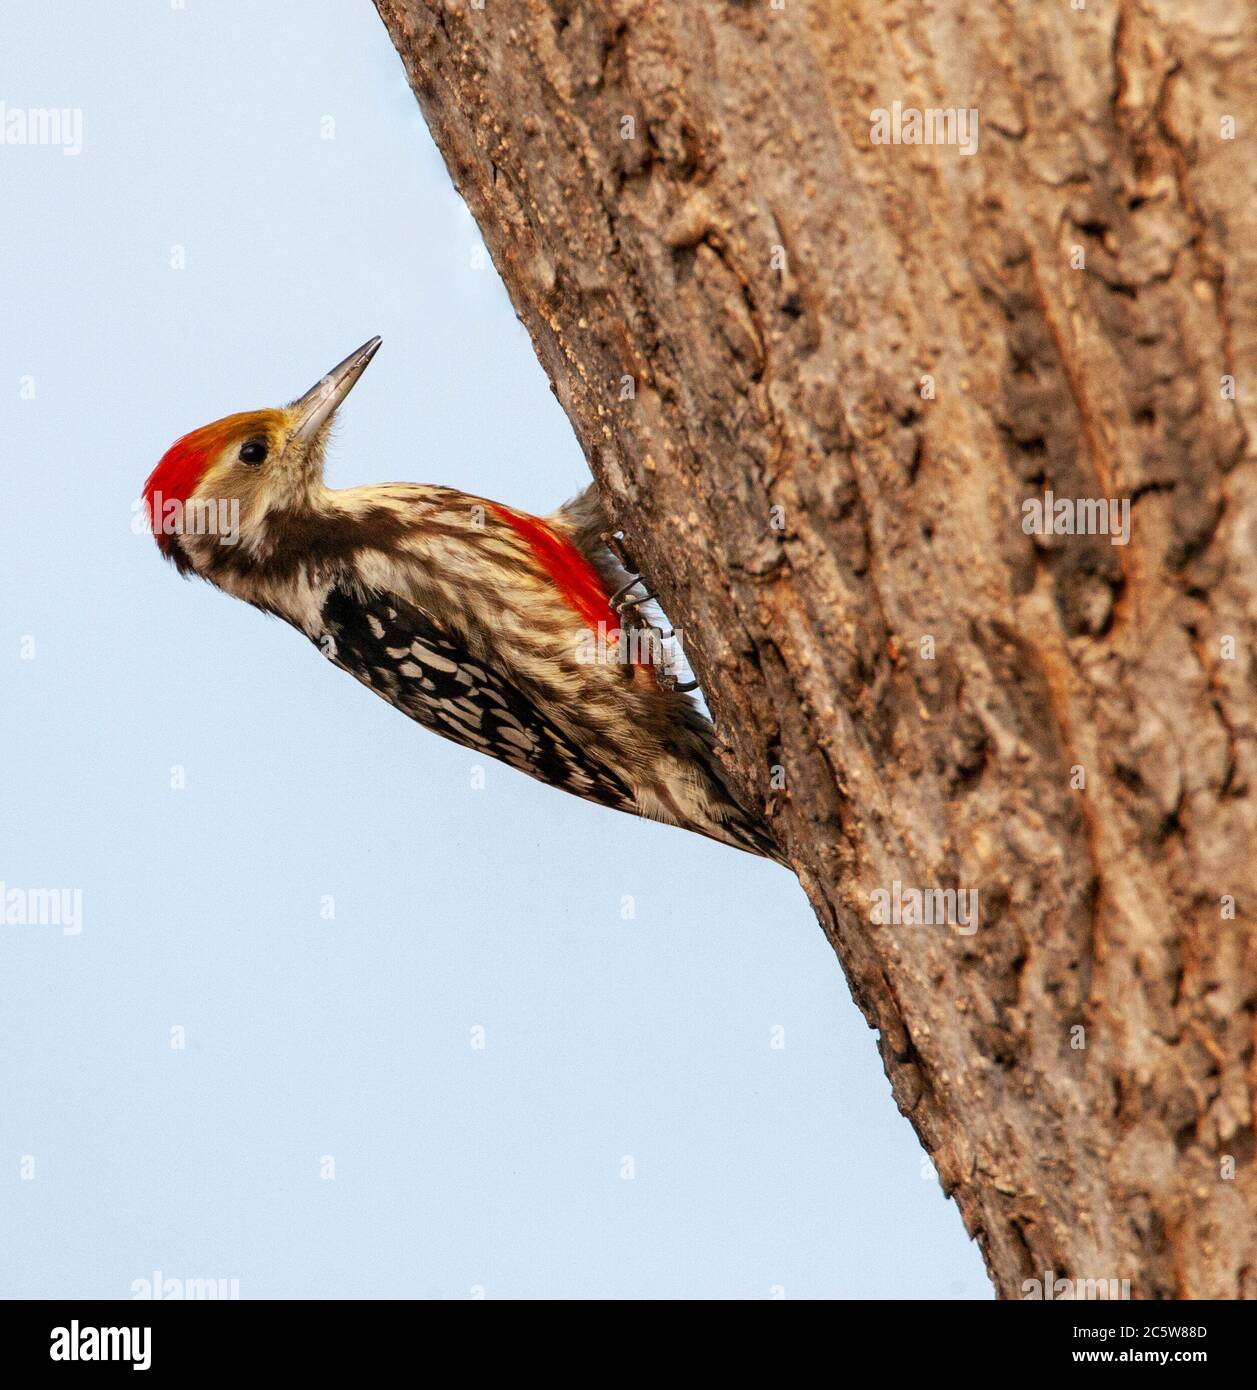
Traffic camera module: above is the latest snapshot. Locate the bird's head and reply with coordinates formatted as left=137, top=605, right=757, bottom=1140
left=142, top=336, right=381, bottom=572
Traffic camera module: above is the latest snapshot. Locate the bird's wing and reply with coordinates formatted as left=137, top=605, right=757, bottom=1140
left=312, top=579, right=638, bottom=814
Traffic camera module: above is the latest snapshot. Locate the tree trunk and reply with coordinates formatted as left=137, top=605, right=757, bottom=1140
left=372, top=0, right=1257, bottom=1298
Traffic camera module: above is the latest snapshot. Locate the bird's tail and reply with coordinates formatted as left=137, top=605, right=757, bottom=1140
left=557, top=483, right=786, bottom=866
left=674, top=705, right=787, bottom=865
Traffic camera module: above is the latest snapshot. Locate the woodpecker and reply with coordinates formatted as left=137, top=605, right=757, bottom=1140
left=143, top=338, right=782, bottom=862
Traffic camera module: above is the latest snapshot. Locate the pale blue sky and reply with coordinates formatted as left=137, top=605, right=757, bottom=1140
left=0, top=1, right=988, bottom=1298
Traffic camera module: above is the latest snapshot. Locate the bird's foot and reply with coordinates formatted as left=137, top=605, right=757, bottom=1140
left=609, top=576, right=655, bottom=616
left=658, top=672, right=700, bottom=693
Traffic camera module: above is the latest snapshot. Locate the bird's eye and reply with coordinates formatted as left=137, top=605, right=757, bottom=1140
left=238, top=438, right=268, bottom=465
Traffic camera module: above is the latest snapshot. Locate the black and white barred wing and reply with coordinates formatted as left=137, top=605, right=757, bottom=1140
left=314, top=582, right=636, bottom=813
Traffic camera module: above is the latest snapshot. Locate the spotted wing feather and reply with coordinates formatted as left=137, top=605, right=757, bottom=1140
left=315, top=582, right=637, bottom=813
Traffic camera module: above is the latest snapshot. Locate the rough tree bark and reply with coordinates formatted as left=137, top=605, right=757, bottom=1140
left=372, top=0, right=1257, bottom=1298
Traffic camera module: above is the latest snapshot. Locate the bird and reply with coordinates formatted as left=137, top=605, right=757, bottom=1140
left=142, top=337, right=782, bottom=862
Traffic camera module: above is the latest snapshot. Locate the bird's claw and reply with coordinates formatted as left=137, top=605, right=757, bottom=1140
left=609, top=576, right=654, bottom=616
left=602, top=553, right=697, bottom=693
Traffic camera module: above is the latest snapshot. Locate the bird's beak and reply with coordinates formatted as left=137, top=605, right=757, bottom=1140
left=289, top=336, right=382, bottom=445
